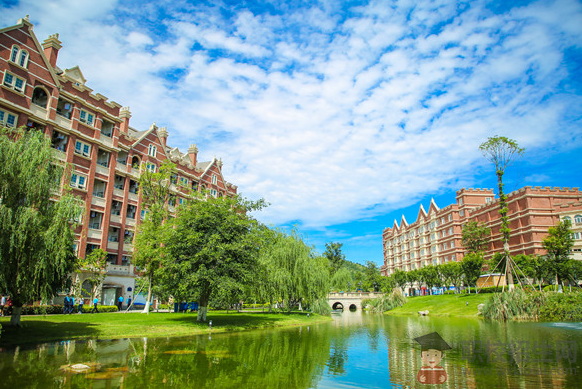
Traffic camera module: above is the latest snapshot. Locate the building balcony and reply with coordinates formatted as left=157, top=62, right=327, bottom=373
left=51, top=149, right=66, bottom=162
left=113, top=188, right=124, bottom=198
left=128, top=192, right=138, bottom=202
left=91, top=196, right=106, bottom=208
left=107, top=241, right=119, bottom=251
left=29, top=103, right=48, bottom=119
left=100, top=135, right=113, bottom=148
left=54, top=114, right=71, bottom=130
left=124, top=243, right=133, bottom=252
left=95, top=164, right=109, bottom=176
left=126, top=218, right=136, bottom=227
left=106, top=263, right=134, bottom=276
left=110, top=214, right=121, bottom=224
left=87, top=228, right=102, bottom=240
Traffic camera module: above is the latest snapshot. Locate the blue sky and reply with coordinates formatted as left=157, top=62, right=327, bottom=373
left=2, top=0, right=581, bottom=266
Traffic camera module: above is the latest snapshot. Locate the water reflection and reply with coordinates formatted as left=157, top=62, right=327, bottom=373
left=0, top=313, right=581, bottom=388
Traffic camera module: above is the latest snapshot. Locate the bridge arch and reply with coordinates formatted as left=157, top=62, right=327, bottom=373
left=332, top=302, right=344, bottom=310
left=348, top=304, right=357, bottom=311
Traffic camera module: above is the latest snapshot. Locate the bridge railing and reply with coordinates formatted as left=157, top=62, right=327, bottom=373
left=327, top=292, right=384, bottom=298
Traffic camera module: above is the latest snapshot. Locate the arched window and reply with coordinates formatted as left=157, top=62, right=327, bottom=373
left=32, top=87, right=48, bottom=108
left=131, top=156, right=140, bottom=169
left=575, top=215, right=582, bottom=224
left=563, top=216, right=572, bottom=223
left=9, top=45, right=29, bottom=68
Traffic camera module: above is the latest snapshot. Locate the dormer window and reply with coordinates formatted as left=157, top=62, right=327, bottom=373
left=79, top=109, right=95, bottom=126
left=148, top=144, right=157, bottom=157
left=9, top=45, right=29, bottom=68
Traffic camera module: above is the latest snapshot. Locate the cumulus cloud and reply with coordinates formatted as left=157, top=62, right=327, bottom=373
left=2, top=0, right=581, bottom=234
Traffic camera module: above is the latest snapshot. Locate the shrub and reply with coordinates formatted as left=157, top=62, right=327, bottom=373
left=310, top=298, right=332, bottom=316
left=365, top=289, right=406, bottom=312
left=18, top=305, right=118, bottom=315
left=482, top=289, right=543, bottom=321
left=538, top=293, right=582, bottom=321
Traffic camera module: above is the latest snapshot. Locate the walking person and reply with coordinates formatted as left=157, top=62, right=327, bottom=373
left=117, top=295, right=124, bottom=311
left=91, top=297, right=99, bottom=313
left=78, top=296, right=84, bottom=314
left=127, top=296, right=132, bottom=311
left=63, top=295, right=70, bottom=314
left=69, top=295, right=75, bottom=314
left=0, top=295, right=5, bottom=317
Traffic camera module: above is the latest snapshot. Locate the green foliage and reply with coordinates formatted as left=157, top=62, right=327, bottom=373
left=461, top=253, right=484, bottom=290
left=0, top=127, right=83, bottom=325
left=76, top=248, right=108, bottom=298
left=324, top=242, right=345, bottom=275
left=330, top=266, right=353, bottom=292
left=161, top=194, right=266, bottom=321
left=439, top=262, right=463, bottom=291
left=310, top=297, right=332, bottom=316
left=542, top=219, right=575, bottom=285
left=363, top=289, right=406, bottom=312
left=461, top=221, right=491, bottom=254
left=391, top=269, right=409, bottom=290
left=419, top=265, right=441, bottom=290
left=483, top=289, right=582, bottom=322
left=363, top=261, right=382, bottom=291
left=253, top=228, right=330, bottom=312
left=18, top=305, right=118, bottom=315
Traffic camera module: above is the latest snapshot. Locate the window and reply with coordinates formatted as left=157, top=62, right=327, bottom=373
left=56, top=98, right=73, bottom=119
left=114, top=175, right=125, bottom=190
left=486, top=197, right=492, bottom=203
left=179, top=177, right=189, bottom=187
left=32, top=87, right=49, bottom=108
left=92, top=179, right=107, bottom=198
left=124, top=230, right=134, bottom=244
left=210, top=189, right=217, bottom=198
left=88, top=211, right=103, bottom=230
left=129, top=179, right=139, bottom=194
left=148, top=144, right=157, bottom=157
left=212, top=174, right=217, bottom=185
left=3, top=71, right=26, bottom=93
left=97, top=149, right=110, bottom=168
left=9, top=45, right=29, bottom=68
left=101, top=119, right=114, bottom=138
left=145, top=162, right=157, bottom=173
left=111, top=200, right=122, bottom=216
left=108, top=227, right=119, bottom=242
left=575, top=215, right=582, bottom=224
left=74, top=140, right=91, bottom=157
left=51, top=130, right=68, bottom=152
left=459, top=210, right=465, bottom=217
left=126, top=205, right=137, bottom=219
left=117, top=151, right=128, bottom=165
left=140, top=209, right=148, bottom=220
left=0, top=108, right=18, bottom=127
left=70, top=173, right=87, bottom=190
left=79, top=109, right=95, bottom=126
left=451, top=241, right=455, bottom=248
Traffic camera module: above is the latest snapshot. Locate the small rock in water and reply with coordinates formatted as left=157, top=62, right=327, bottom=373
left=417, top=310, right=429, bottom=316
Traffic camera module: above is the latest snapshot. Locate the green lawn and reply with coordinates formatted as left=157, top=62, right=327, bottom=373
left=385, top=293, right=491, bottom=317
left=0, top=310, right=331, bottom=347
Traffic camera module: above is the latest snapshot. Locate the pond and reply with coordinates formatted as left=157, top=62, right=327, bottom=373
left=1, top=312, right=581, bottom=388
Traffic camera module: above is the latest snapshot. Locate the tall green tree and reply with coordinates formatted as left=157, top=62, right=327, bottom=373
left=330, top=266, right=353, bottom=292
left=391, top=270, right=409, bottom=292
left=419, top=265, right=441, bottom=294
left=324, top=242, right=345, bottom=275
left=461, top=253, right=484, bottom=293
left=162, top=194, right=266, bottom=321
left=363, top=261, right=382, bottom=291
left=542, top=219, right=574, bottom=288
left=462, top=221, right=491, bottom=254
left=479, top=136, right=524, bottom=290
left=0, top=127, right=83, bottom=326
left=133, top=160, right=176, bottom=314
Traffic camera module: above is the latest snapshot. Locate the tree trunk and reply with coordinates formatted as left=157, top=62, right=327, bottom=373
left=10, top=306, right=22, bottom=326
left=197, top=295, right=209, bottom=322
left=142, top=276, right=152, bottom=315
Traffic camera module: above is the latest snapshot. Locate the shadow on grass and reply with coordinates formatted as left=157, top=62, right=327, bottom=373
left=0, top=320, right=100, bottom=348
left=167, top=311, right=302, bottom=331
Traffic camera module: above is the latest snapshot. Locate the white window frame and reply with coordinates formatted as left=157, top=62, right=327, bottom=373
left=179, top=176, right=189, bottom=187
left=70, top=172, right=87, bottom=190
left=9, top=45, right=29, bottom=68
left=148, top=144, right=157, bottom=157
left=210, top=189, right=217, bottom=198
left=74, top=140, right=92, bottom=158
left=145, top=162, right=157, bottom=173
left=212, top=174, right=218, bottom=185
left=3, top=71, right=26, bottom=93
left=79, top=109, right=95, bottom=126
left=0, top=108, right=18, bottom=127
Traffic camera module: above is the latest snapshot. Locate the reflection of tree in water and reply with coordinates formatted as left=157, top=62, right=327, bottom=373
left=327, top=343, right=348, bottom=375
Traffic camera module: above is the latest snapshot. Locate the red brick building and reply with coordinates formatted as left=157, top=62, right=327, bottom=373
left=381, top=187, right=582, bottom=276
left=0, top=17, right=238, bottom=305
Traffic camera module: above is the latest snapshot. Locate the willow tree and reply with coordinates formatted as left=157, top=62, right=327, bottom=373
left=163, top=194, right=266, bottom=322
left=479, top=136, right=524, bottom=290
left=0, top=127, right=83, bottom=326
left=255, top=229, right=330, bottom=312
left=133, top=160, right=176, bottom=314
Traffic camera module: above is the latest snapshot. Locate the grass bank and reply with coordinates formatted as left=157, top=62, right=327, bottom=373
left=385, top=293, right=490, bottom=317
left=0, top=310, right=331, bottom=347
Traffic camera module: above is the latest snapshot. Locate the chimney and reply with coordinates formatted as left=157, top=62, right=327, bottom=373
left=119, top=107, right=132, bottom=134
left=158, top=126, right=168, bottom=147
left=188, top=144, right=198, bottom=166
left=42, top=33, right=62, bottom=68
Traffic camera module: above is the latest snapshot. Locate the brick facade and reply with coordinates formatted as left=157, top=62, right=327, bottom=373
left=0, top=18, right=238, bottom=305
left=381, top=187, right=582, bottom=276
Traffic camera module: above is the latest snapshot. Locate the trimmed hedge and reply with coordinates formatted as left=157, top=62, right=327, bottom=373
left=18, top=305, right=118, bottom=315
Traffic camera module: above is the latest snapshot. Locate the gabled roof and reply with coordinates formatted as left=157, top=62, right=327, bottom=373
left=416, top=204, right=427, bottom=223
left=400, top=215, right=408, bottom=228
left=0, top=16, right=61, bottom=88
left=62, top=66, right=87, bottom=85
left=427, top=198, right=440, bottom=216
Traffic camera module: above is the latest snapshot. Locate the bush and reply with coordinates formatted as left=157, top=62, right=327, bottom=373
left=538, top=293, right=582, bottom=321
left=365, top=289, right=406, bottom=312
left=18, top=305, right=118, bottom=315
left=310, top=298, right=332, bottom=316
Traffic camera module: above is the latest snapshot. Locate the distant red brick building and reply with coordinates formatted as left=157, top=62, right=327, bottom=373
left=381, top=187, right=582, bottom=276
left=0, top=17, right=238, bottom=305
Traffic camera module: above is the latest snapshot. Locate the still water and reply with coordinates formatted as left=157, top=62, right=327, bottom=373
left=1, top=312, right=581, bottom=388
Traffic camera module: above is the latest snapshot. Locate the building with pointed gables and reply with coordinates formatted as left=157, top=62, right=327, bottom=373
left=381, top=187, right=582, bottom=276
left=0, top=17, right=238, bottom=306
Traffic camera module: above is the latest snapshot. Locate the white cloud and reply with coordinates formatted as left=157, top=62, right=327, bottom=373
left=2, top=0, right=581, bottom=231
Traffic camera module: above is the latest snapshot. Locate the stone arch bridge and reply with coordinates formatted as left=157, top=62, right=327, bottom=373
left=327, top=292, right=384, bottom=310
